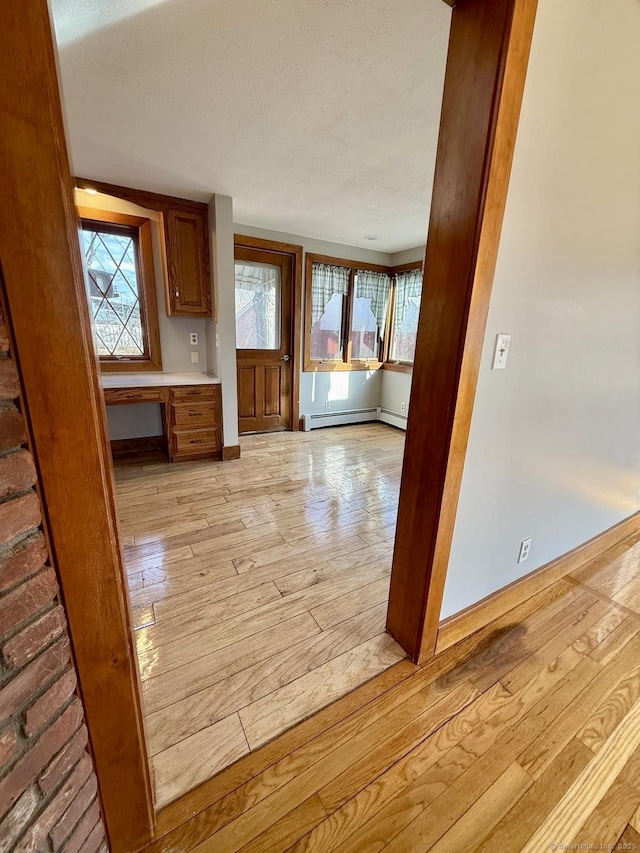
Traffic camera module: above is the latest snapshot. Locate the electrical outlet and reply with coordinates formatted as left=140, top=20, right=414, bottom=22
left=190, top=332, right=199, bottom=346
left=400, top=402, right=406, bottom=412
left=325, top=401, right=331, bottom=410
left=191, top=351, right=199, bottom=364
left=518, top=537, right=532, bottom=564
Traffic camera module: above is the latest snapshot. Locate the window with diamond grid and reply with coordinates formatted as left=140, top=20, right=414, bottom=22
left=81, top=223, right=147, bottom=358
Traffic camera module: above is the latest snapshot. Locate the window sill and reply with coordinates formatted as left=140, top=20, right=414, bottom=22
left=383, top=362, right=413, bottom=374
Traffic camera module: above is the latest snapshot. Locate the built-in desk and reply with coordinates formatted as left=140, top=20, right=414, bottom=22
left=102, top=373, right=222, bottom=462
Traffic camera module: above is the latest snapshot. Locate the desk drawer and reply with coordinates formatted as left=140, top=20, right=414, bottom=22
left=172, top=428, right=220, bottom=456
left=171, top=402, right=218, bottom=428
left=170, top=385, right=216, bottom=402
left=103, top=387, right=162, bottom=405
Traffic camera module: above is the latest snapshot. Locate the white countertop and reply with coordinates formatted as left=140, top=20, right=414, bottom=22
left=101, top=372, right=221, bottom=388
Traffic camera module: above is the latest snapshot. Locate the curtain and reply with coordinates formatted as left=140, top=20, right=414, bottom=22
left=394, top=268, right=423, bottom=330
left=356, top=270, right=392, bottom=333
left=311, top=263, right=350, bottom=325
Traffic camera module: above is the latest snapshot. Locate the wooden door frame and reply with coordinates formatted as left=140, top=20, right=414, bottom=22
left=1, top=2, right=154, bottom=851
left=2, top=0, right=537, bottom=848
left=233, top=235, right=303, bottom=431
left=386, top=0, right=539, bottom=664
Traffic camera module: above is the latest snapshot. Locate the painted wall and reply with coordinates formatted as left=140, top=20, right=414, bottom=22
left=75, top=190, right=208, bottom=440
left=234, top=224, right=393, bottom=417
left=210, top=195, right=239, bottom=447
left=442, top=0, right=640, bottom=618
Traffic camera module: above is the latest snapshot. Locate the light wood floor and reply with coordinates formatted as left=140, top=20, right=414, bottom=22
left=115, top=424, right=407, bottom=808
left=143, top=529, right=640, bottom=852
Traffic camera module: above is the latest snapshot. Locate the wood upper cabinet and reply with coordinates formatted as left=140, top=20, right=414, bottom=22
left=74, top=180, right=213, bottom=319
left=164, top=207, right=212, bottom=317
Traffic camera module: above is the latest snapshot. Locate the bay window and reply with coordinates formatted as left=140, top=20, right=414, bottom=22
left=304, top=253, right=422, bottom=372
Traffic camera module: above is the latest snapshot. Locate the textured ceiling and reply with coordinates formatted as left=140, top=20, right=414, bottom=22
left=51, top=0, right=451, bottom=253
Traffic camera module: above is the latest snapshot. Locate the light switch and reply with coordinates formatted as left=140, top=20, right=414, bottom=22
left=190, top=332, right=199, bottom=346
left=191, top=351, right=199, bottom=364
left=492, top=334, right=511, bottom=370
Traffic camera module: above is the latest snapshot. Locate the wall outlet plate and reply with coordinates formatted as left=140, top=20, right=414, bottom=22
left=325, top=401, right=331, bottom=410
left=400, top=402, right=406, bottom=412
left=190, top=332, right=199, bottom=346
left=518, top=537, right=532, bottom=563
left=191, top=351, right=199, bottom=364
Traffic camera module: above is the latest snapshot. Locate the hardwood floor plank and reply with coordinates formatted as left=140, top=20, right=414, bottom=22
left=590, top=616, right=640, bottom=665
left=338, top=650, right=597, bottom=853
left=187, top=677, right=474, bottom=853
left=477, top=738, right=593, bottom=853
left=150, top=661, right=417, bottom=851
left=237, top=796, right=328, bottom=853
left=239, top=634, right=405, bottom=750
left=427, top=761, right=532, bottom=852
left=146, top=605, right=392, bottom=754
left=153, top=714, right=250, bottom=810
left=273, top=564, right=338, bottom=596
left=519, top=634, right=640, bottom=778
left=520, top=698, right=640, bottom=852
left=133, top=562, right=239, bottom=608
left=577, top=659, right=640, bottom=753
left=144, top=582, right=284, bottom=647
left=310, top=577, right=390, bottom=630
left=142, top=612, right=321, bottom=716
left=150, top=573, right=281, bottom=620
left=571, top=746, right=640, bottom=849
left=618, top=824, right=640, bottom=848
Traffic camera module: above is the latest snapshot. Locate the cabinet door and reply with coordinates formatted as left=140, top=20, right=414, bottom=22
left=164, top=208, right=212, bottom=316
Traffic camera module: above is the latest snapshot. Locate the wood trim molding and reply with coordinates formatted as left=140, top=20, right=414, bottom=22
left=392, top=260, right=424, bottom=274
left=222, top=444, right=242, bottom=460
left=77, top=206, right=163, bottom=372
left=234, top=234, right=303, bottom=431
left=1, top=2, right=154, bottom=849
left=387, top=0, right=539, bottom=663
left=75, top=177, right=208, bottom=214
left=436, top=511, right=640, bottom=652
left=110, top=436, right=165, bottom=458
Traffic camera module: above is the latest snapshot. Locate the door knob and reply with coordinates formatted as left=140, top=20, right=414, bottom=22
left=281, top=354, right=290, bottom=362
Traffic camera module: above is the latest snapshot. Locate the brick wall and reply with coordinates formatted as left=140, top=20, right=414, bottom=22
left=0, top=296, right=107, bottom=852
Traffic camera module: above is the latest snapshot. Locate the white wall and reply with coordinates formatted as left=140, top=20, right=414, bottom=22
left=234, top=224, right=394, bottom=417
left=441, top=0, right=640, bottom=618
left=76, top=190, right=208, bottom=440
left=210, top=195, right=239, bottom=446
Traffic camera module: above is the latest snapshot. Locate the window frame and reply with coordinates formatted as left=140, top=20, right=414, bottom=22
left=78, top=207, right=162, bottom=372
left=304, top=253, right=394, bottom=372
left=383, top=260, right=424, bottom=375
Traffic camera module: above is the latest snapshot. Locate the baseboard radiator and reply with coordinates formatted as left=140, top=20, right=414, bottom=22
left=379, top=408, right=408, bottom=431
left=301, top=407, right=408, bottom=431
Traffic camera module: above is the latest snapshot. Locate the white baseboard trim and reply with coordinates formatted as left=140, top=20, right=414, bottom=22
left=379, top=409, right=408, bottom=431
left=300, top=407, right=408, bottom=432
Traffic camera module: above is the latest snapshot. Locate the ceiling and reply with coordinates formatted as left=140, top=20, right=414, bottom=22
left=51, top=0, right=451, bottom=253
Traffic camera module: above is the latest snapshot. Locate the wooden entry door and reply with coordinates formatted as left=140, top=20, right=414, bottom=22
left=235, top=246, right=293, bottom=433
